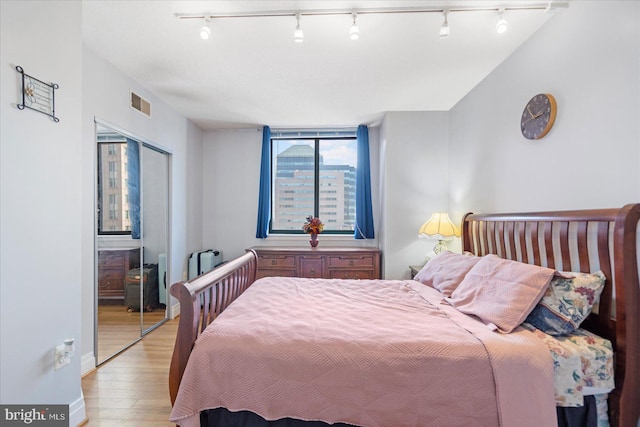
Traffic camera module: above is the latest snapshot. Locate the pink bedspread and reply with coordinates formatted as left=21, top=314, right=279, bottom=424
left=170, top=277, right=556, bottom=427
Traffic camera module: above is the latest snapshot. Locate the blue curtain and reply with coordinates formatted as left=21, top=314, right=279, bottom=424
left=126, top=138, right=141, bottom=240
left=256, top=126, right=271, bottom=238
left=355, top=125, right=375, bottom=239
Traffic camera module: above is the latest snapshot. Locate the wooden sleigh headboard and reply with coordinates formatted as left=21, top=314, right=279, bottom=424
left=169, top=204, right=639, bottom=427
left=462, top=204, right=640, bottom=427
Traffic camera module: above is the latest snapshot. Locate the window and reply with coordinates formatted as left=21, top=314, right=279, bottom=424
left=97, top=137, right=132, bottom=235
left=270, top=136, right=357, bottom=234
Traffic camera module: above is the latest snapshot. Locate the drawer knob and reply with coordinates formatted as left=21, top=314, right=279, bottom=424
left=349, top=260, right=354, bottom=266
left=271, top=260, right=276, bottom=265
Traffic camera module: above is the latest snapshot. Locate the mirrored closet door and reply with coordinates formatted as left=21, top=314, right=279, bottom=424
left=95, top=120, right=170, bottom=365
left=140, top=144, right=169, bottom=334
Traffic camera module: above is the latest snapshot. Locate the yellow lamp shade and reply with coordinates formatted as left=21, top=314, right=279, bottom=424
left=418, top=212, right=460, bottom=239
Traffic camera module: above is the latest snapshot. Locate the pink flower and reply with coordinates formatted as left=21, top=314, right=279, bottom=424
left=575, top=287, right=596, bottom=304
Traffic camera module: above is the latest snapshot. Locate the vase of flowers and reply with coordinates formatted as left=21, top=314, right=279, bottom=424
left=302, top=215, right=324, bottom=247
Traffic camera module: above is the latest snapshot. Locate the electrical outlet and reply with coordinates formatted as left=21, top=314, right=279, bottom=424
left=54, top=344, right=69, bottom=371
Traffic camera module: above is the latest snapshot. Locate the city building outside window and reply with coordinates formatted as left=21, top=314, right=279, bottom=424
left=97, top=134, right=131, bottom=235
left=270, top=137, right=357, bottom=234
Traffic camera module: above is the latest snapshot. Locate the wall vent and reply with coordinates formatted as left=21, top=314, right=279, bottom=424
left=130, top=91, right=151, bottom=117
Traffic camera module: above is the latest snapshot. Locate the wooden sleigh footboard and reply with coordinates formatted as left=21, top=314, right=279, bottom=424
left=169, top=249, right=258, bottom=404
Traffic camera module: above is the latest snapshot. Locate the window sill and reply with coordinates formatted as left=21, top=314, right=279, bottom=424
left=97, top=235, right=141, bottom=249
left=258, top=234, right=377, bottom=247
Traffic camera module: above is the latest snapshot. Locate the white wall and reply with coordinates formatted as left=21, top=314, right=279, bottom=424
left=379, top=112, right=450, bottom=279
left=449, top=1, right=640, bottom=217
left=0, top=0, right=85, bottom=424
left=201, top=127, right=381, bottom=261
left=202, top=129, right=263, bottom=260
left=81, top=47, right=204, bottom=370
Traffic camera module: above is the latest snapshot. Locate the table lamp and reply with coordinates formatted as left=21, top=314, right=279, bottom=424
left=418, top=212, right=461, bottom=255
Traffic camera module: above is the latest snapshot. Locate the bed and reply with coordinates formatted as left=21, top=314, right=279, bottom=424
left=168, top=204, right=640, bottom=427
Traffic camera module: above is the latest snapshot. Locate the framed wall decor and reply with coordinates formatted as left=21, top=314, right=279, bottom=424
left=15, top=65, right=59, bottom=122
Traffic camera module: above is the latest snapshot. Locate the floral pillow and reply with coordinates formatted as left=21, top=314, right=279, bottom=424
left=525, top=271, right=606, bottom=336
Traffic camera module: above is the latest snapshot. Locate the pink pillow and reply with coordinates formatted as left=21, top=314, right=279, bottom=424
left=413, top=251, right=481, bottom=297
left=446, top=254, right=555, bottom=333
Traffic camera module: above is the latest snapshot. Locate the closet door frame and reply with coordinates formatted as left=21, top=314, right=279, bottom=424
left=93, top=117, right=172, bottom=365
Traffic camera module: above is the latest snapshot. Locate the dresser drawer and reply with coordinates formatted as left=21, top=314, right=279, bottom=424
left=98, top=268, right=125, bottom=291
left=328, top=270, right=376, bottom=280
left=256, top=269, right=296, bottom=279
left=299, top=258, right=324, bottom=278
left=258, top=255, right=297, bottom=269
left=98, top=252, right=125, bottom=268
left=327, top=255, right=375, bottom=269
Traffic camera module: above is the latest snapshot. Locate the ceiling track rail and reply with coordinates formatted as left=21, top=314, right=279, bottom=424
left=175, top=3, right=569, bottom=21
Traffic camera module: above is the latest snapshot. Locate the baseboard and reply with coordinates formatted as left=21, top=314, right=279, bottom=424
left=70, top=393, right=86, bottom=427
left=81, top=352, right=95, bottom=376
left=170, top=302, right=180, bottom=319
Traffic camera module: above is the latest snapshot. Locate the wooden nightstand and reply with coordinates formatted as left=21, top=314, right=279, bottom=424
left=409, top=264, right=424, bottom=279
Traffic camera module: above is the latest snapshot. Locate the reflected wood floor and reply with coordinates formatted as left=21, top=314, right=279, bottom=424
left=82, top=318, right=178, bottom=426
left=97, top=304, right=167, bottom=362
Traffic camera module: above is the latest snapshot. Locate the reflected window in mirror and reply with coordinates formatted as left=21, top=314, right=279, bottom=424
left=97, top=128, right=140, bottom=236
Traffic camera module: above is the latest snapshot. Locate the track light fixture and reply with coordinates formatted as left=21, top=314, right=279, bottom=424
left=496, top=8, right=508, bottom=34
left=200, top=19, right=211, bottom=40
left=439, top=10, right=450, bottom=38
left=177, top=3, right=567, bottom=41
left=293, top=13, right=304, bottom=43
left=349, top=12, right=360, bottom=40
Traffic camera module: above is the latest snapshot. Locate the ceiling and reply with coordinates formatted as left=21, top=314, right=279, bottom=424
left=82, top=1, right=561, bottom=131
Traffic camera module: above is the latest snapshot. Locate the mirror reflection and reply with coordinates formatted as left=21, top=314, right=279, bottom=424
left=95, top=121, right=169, bottom=365
left=141, top=145, right=169, bottom=334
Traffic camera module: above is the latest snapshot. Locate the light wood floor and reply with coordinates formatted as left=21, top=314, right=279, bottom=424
left=97, top=304, right=167, bottom=362
left=82, top=318, right=178, bottom=426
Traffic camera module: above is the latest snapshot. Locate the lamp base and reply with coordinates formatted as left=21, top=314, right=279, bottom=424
left=433, top=240, right=445, bottom=255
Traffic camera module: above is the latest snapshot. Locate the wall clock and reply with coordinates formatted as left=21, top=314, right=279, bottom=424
left=520, top=93, right=557, bottom=140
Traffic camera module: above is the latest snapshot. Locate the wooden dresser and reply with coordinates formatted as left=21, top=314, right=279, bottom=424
left=251, top=247, right=381, bottom=280
left=97, top=248, right=140, bottom=301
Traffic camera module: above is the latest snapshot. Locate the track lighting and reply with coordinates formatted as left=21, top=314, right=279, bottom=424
left=200, top=19, right=211, bottom=40
left=349, top=12, right=360, bottom=40
left=293, top=13, right=304, bottom=43
left=177, top=3, right=565, bottom=41
left=496, top=8, right=508, bottom=34
left=439, top=10, right=450, bottom=38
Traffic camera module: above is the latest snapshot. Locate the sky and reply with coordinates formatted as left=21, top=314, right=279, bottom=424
left=274, top=139, right=357, bottom=166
